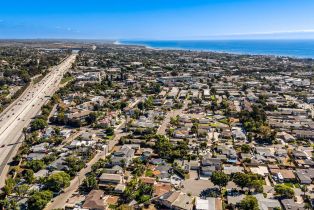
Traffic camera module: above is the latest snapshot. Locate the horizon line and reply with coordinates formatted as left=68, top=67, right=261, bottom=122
left=2, top=29, right=314, bottom=41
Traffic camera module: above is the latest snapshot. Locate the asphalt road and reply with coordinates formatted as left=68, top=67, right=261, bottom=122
left=0, top=53, right=77, bottom=188
left=157, top=99, right=189, bottom=135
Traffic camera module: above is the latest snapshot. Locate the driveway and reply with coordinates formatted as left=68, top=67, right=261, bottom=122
left=181, top=179, right=214, bottom=196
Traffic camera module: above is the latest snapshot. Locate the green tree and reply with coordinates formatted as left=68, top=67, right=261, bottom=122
left=137, top=101, right=145, bottom=110
left=56, top=112, right=66, bottom=124
left=250, top=180, right=264, bottom=193
left=106, top=127, right=115, bottom=136
left=238, top=195, right=259, bottom=210
left=144, top=97, right=153, bottom=109
left=155, top=135, right=173, bottom=159
left=191, top=123, right=199, bottom=135
left=0, top=199, right=18, bottom=210
left=132, top=158, right=145, bottom=177
left=20, top=70, right=31, bottom=83
left=25, top=160, right=45, bottom=172
left=45, top=171, right=71, bottom=192
left=27, top=190, right=53, bottom=210
left=240, top=144, right=251, bottom=153
left=259, top=125, right=276, bottom=144
left=211, top=171, right=229, bottom=190
left=3, top=177, right=16, bottom=195
left=247, top=133, right=253, bottom=142
left=31, top=118, right=48, bottom=131
left=232, top=173, right=264, bottom=193
left=82, top=174, right=98, bottom=191
left=200, top=142, right=207, bottom=150
left=124, top=177, right=138, bottom=201
left=0, top=198, right=10, bottom=210
left=170, top=116, right=179, bottom=126
left=64, top=156, right=85, bottom=176
left=15, top=184, right=29, bottom=197
left=274, top=184, right=295, bottom=199
left=232, top=172, right=250, bottom=189
left=10, top=200, right=18, bottom=210
left=86, top=112, right=97, bottom=124
left=24, top=169, right=35, bottom=184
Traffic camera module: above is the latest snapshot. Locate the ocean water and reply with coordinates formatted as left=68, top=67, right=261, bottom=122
left=120, top=40, right=314, bottom=59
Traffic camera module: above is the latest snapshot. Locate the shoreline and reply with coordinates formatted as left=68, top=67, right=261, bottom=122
left=116, top=40, right=314, bottom=59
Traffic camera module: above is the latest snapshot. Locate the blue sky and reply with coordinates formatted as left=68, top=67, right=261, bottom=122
left=0, top=0, right=314, bottom=39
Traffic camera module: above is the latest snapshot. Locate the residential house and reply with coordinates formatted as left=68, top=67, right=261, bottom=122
left=254, top=194, right=281, bottom=210
left=98, top=173, right=123, bottom=188
left=66, top=110, right=92, bottom=125
left=295, top=169, right=314, bottom=184
left=249, top=166, right=269, bottom=177
left=82, top=190, right=107, bottom=210
left=158, top=191, right=194, bottom=210
left=269, top=168, right=296, bottom=182
left=281, top=199, right=305, bottom=210
left=154, top=183, right=172, bottom=197
left=195, top=197, right=222, bottom=210
left=111, top=145, right=135, bottom=167
left=201, top=158, right=222, bottom=177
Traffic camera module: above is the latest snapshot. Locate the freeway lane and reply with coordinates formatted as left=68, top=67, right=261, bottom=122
left=0, top=53, right=77, bottom=187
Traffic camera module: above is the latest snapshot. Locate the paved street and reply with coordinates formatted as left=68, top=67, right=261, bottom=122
left=44, top=149, right=107, bottom=210
left=157, top=99, right=189, bottom=135
left=0, top=53, right=77, bottom=188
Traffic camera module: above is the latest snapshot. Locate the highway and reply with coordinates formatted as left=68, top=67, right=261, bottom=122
left=0, top=52, right=77, bottom=187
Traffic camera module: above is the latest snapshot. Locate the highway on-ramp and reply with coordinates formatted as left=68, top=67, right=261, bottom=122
left=0, top=53, right=77, bottom=188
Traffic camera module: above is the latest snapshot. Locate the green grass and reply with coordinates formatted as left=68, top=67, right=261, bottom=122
left=283, top=182, right=294, bottom=188
left=33, top=74, right=45, bottom=84
left=105, top=135, right=114, bottom=140
left=210, top=123, right=219, bottom=127
left=145, top=169, right=154, bottom=177
left=219, top=118, right=229, bottom=124
left=61, top=76, right=74, bottom=84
